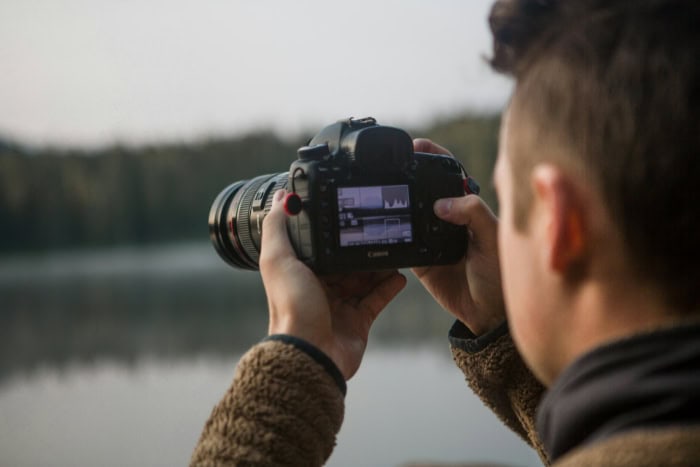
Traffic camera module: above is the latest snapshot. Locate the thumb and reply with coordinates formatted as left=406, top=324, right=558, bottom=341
left=433, top=195, right=498, bottom=248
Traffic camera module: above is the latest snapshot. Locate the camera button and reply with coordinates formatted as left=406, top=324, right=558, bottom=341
left=283, top=193, right=303, bottom=216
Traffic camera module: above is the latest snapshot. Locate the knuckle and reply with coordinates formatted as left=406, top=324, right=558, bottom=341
left=454, top=194, right=479, bottom=214
left=259, top=248, right=278, bottom=273
left=463, top=194, right=482, bottom=210
left=413, top=138, right=432, bottom=152
left=262, top=209, right=279, bottom=231
left=258, top=257, right=271, bottom=274
left=413, top=138, right=453, bottom=156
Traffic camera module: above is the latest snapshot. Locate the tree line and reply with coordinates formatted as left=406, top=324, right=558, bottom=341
left=0, top=114, right=500, bottom=254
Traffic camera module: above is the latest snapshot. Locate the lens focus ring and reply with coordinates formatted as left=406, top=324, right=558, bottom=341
left=235, top=175, right=274, bottom=265
left=210, top=172, right=288, bottom=271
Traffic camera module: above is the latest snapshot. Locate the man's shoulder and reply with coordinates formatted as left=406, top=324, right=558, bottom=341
left=555, top=426, right=700, bottom=466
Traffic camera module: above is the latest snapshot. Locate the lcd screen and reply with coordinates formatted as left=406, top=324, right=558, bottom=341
left=337, top=185, right=413, bottom=247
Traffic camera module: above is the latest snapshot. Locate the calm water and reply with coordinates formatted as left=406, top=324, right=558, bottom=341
left=0, top=242, right=539, bottom=467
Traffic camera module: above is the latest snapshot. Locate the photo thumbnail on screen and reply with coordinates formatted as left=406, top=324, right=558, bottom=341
left=337, top=185, right=413, bottom=247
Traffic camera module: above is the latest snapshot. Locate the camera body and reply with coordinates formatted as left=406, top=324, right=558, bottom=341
left=283, top=117, right=471, bottom=273
left=209, top=117, right=478, bottom=274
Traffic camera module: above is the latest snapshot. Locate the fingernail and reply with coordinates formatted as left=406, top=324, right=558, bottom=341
left=273, top=189, right=286, bottom=203
left=434, top=198, right=452, bottom=217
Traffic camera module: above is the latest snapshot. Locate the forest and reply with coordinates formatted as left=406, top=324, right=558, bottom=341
left=0, top=114, right=500, bottom=254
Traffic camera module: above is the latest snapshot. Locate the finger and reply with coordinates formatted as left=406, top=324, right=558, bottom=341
left=324, top=271, right=396, bottom=299
left=413, top=138, right=453, bottom=156
left=358, top=272, right=407, bottom=322
left=433, top=195, right=499, bottom=249
left=411, top=261, right=460, bottom=281
left=260, top=189, right=296, bottom=269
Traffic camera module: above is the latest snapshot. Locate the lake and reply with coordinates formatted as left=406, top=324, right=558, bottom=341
left=0, top=242, right=540, bottom=467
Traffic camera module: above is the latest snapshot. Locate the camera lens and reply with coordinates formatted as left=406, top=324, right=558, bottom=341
left=209, top=172, right=288, bottom=270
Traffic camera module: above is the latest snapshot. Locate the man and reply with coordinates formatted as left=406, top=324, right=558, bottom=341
left=191, top=0, right=700, bottom=465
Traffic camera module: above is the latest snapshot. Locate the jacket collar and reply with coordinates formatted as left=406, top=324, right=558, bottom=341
left=536, top=320, right=700, bottom=461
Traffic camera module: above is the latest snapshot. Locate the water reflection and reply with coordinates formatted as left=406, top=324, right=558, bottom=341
left=0, top=242, right=539, bottom=466
left=0, top=243, right=268, bottom=385
left=0, top=242, right=454, bottom=385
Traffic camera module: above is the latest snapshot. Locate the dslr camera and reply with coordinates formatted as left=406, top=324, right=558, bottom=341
left=209, top=117, right=479, bottom=274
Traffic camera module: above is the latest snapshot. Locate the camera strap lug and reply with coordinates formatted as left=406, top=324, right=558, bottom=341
left=464, top=176, right=481, bottom=195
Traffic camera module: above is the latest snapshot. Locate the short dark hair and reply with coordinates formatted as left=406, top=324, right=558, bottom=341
left=489, top=0, right=700, bottom=312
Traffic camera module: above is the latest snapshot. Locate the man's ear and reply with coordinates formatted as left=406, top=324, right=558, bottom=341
left=531, top=164, right=588, bottom=280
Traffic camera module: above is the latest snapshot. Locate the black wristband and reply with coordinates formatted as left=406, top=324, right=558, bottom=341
left=263, top=334, right=347, bottom=396
left=448, top=319, right=509, bottom=353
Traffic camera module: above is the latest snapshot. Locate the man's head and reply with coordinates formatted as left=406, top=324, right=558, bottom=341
left=489, top=0, right=700, bottom=382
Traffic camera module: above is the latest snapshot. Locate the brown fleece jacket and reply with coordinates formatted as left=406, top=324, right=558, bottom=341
left=451, top=329, right=700, bottom=467
left=192, top=333, right=700, bottom=466
left=190, top=340, right=344, bottom=466
left=450, top=331, right=549, bottom=464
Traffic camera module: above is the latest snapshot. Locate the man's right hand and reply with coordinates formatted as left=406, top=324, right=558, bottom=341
left=412, top=138, right=506, bottom=336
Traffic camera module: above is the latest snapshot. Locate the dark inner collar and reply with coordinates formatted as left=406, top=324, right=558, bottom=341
left=536, top=321, right=700, bottom=461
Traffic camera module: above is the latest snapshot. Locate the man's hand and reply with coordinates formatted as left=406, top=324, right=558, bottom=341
left=259, top=189, right=407, bottom=380
left=412, top=138, right=505, bottom=335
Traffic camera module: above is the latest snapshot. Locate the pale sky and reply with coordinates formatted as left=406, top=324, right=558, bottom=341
left=0, top=0, right=512, bottom=147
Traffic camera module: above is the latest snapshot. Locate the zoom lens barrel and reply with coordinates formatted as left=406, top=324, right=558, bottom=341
left=208, top=173, right=288, bottom=270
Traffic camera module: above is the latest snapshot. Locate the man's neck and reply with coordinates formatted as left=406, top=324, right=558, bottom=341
left=556, top=281, right=684, bottom=382
left=537, top=319, right=700, bottom=461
